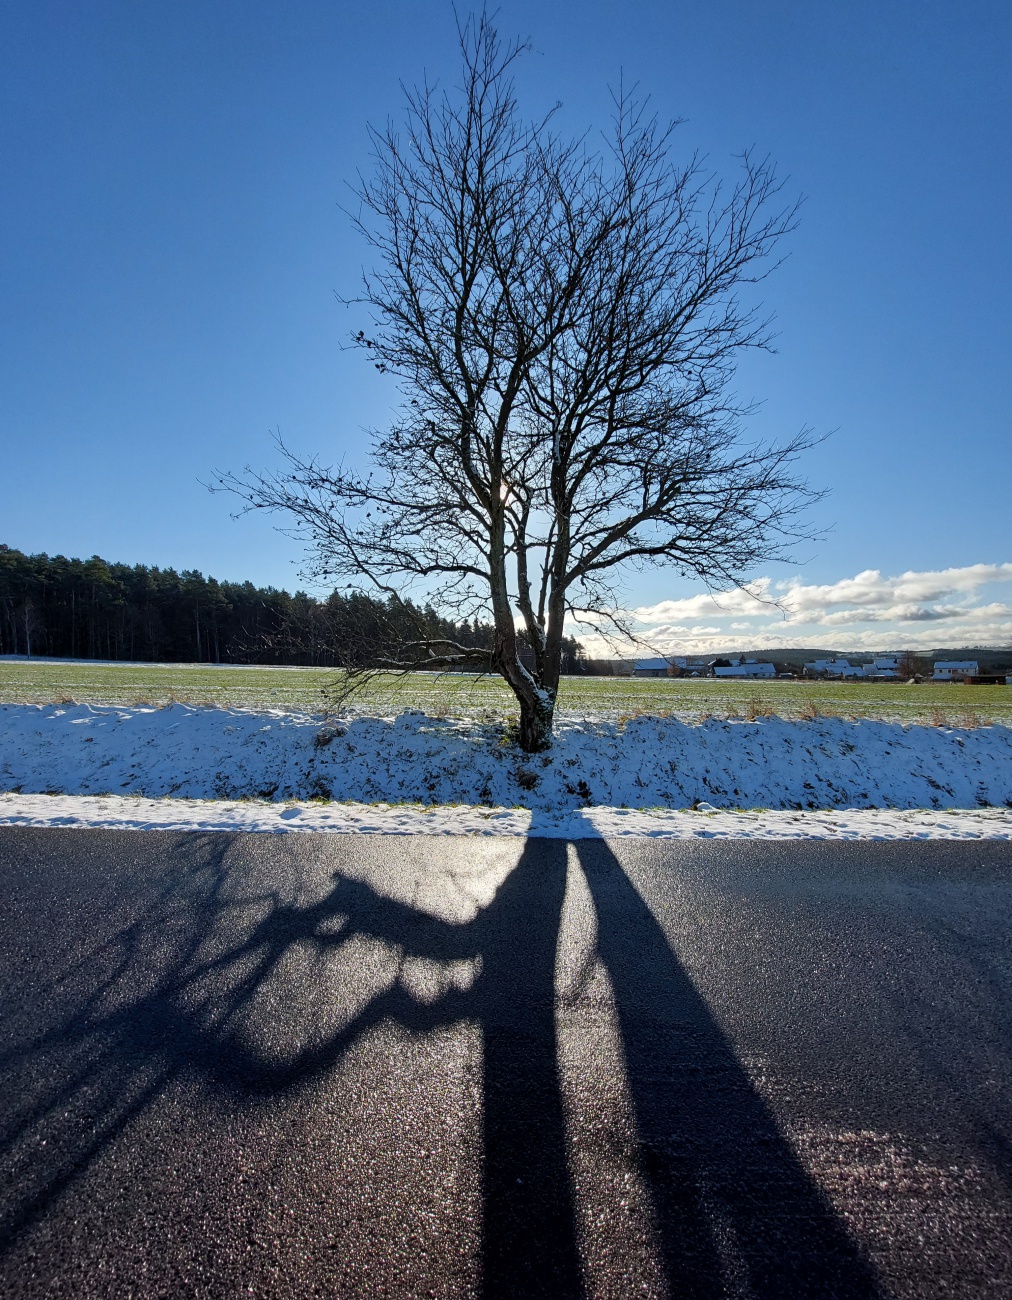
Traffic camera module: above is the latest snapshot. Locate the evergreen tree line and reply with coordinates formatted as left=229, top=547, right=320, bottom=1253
left=0, top=544, right=585, bottom=670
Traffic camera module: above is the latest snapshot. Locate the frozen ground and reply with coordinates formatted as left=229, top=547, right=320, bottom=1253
left=1, top=792, right=1010, bottom=839
left=1, top=702, right=1010, bottom=818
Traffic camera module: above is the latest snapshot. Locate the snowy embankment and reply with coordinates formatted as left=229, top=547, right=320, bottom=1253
left=1, top=702, right=1011, bottom=816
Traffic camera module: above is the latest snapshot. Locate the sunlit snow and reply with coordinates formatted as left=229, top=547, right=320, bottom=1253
left=0, top=703, right=1009, bottom=838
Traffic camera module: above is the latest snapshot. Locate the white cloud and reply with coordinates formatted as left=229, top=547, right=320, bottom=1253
left=631, top=580, right=771, bottom=623
left=776, top=564, right=1012, bottom=620
left=574, top=563, right=1012, bottom=656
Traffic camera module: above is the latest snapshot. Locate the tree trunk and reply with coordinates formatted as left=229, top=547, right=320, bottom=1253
left=517, top=686, right=555, bottom=753
left=487, top=501, right=558, bottom=752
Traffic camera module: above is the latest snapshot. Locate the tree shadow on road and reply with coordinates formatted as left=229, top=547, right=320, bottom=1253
left=0, top=829, right=881, bottom=1297
left=575, top=839, right=880, bottom=1298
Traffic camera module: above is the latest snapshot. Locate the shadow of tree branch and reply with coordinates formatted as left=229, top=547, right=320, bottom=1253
left=0, top=830, right=881, bottom=1298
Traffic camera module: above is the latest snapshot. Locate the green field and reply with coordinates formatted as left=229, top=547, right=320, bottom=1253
left=1, top=658, right=1010, bottom=725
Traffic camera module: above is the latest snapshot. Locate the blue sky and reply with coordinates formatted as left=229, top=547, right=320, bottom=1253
left=2, top=1, right=1009, bottom=650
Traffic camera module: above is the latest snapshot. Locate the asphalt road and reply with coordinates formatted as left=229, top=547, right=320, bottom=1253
left=1, top=829, right=1011, bottom=1298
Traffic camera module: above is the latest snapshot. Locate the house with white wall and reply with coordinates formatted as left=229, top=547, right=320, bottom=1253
left=803, top=658, right=866, bottom=678
left=712, top=658, right=776, bottom=678
left=933, top=660, right=978, bottom=681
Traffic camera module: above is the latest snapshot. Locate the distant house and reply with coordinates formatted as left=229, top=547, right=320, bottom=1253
left=633, top=657, right=674, bottom=678
left=847, top=655, right=903, bottom=679
left=933, top=660, right=978, bottom=681
left=666, top=656, right=703, bottom=677
left=711, top=657, right=775, bottom=678
left=803, top=658, right=866, bottom=678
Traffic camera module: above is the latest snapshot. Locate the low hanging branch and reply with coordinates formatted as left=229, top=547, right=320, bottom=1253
left=221, top=12, right=820, bottom=751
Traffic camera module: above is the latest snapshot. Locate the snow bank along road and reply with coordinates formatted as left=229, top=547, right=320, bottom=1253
left=2, top=703, right=1011, bottom=819
left=2, top=829, right=1011, bottom=1298
left=2, top=792, right=1010, bottom=841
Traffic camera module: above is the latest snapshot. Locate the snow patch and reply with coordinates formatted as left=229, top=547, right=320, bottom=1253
left=1, top=793, right=1010, bottom=840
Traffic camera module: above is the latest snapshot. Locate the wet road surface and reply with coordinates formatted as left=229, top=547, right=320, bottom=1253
left=1, top=828, right=1011, bottom=1297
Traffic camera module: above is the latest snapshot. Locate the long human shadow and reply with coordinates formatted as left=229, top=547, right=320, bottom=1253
left=467, top=837, right=583, bottom=1295
left=576, top=838, right=881, bottom=1298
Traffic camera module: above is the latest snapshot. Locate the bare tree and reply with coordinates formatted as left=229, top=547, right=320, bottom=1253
left=223, top=14, right=819, bottom=751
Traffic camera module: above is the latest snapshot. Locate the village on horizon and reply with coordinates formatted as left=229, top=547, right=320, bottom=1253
left=613, top=652, right=1012, bottom=684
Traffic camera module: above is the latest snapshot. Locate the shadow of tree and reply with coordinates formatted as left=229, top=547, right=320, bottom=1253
left=0, top=829, right=881, bottom=1297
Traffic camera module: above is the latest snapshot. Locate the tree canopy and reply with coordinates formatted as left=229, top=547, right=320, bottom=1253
left=225, top=15, right=818, bottom=748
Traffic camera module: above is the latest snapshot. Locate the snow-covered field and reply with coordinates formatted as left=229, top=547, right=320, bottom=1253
left=1, top=702, right=1010, bottom=833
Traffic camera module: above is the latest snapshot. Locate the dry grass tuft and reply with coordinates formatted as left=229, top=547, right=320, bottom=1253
left=743, top=696, right=774, bottom=721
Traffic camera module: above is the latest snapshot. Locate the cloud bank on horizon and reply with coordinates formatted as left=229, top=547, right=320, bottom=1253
left=575, top=563, right=1012, bottom=656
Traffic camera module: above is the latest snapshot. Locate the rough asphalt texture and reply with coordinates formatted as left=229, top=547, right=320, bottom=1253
left=1, top=830, right=1011, bottom=1298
